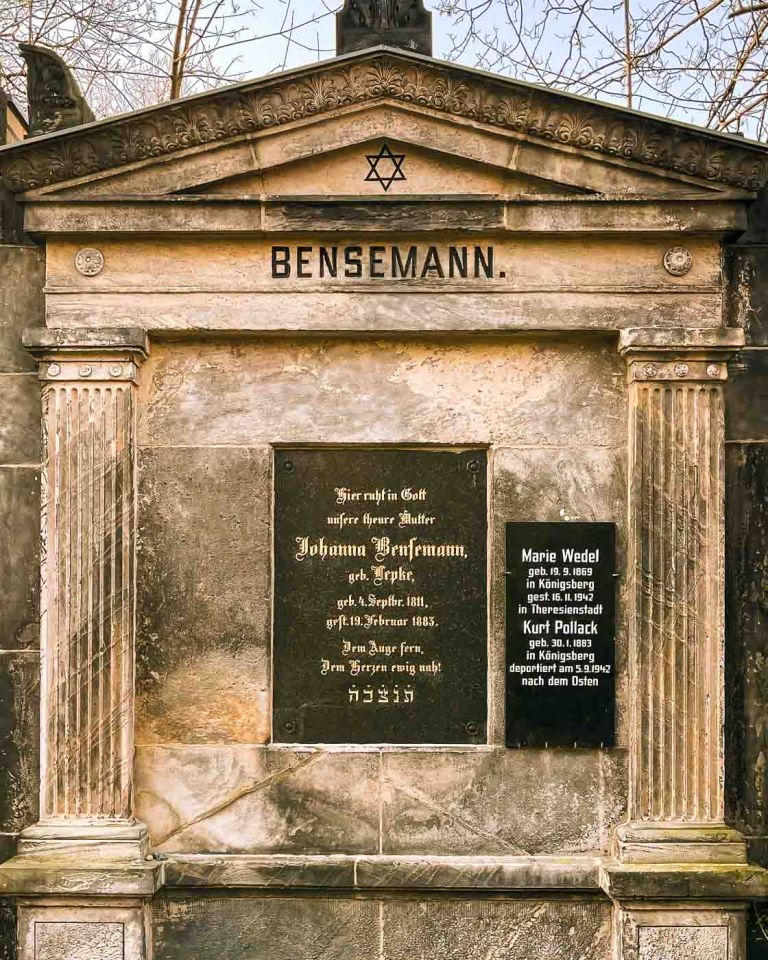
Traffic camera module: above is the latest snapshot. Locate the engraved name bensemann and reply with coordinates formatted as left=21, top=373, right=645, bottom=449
left=273, top=449, right=488, bottom=744
left=271, top=244, right=499, bottom=279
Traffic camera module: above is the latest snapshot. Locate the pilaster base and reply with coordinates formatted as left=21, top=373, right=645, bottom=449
left=613, top=824, right=747, bottom=864
left=17, top=820, right=150, bottom=860
left=614, top=901, right=746, bottom=960
left=17, top=898, right=152, bottom=960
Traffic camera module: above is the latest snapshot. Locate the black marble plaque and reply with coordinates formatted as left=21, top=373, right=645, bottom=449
left=505, top=522, right=616, bottom=748
left=273, top=448, right=487, bottom=744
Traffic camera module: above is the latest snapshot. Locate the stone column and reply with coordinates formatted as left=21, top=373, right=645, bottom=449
left=20, top=328, right=149, bottom=858
left=614, top=327, right=745, bottom=864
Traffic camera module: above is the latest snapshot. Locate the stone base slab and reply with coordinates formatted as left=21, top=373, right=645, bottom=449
left=18, top=821, right=151, bottom=860
left=613, top=824, right=747, bottom=864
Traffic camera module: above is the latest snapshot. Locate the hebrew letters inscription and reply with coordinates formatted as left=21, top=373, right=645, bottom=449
left=273, top=448, right=487, bottom=743
left=505, top=522, right=616, bottom=748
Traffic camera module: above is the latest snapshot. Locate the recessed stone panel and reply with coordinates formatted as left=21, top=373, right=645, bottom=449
left=380, top=747, right=626, bottom=855
left=135, top=745, right=380, bottom=854
left=153, top=895, right=379, bottom=960
left=382, top=899, right=612, bottom=960
left=34, top=921, right=123, bottom=960
left=136, top=446, right=271, bottom=744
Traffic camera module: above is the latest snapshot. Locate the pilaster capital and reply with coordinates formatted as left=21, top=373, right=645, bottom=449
left=22, top=326, right=149, bottom=383
left=619, top=327, right=744, bottom=382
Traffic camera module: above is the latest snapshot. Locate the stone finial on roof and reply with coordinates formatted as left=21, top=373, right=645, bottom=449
left=337, top=0, right=432, bottom=56
left=19, top=42, right=94, bottom=137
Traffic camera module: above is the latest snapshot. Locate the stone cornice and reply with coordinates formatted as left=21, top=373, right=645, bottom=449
left=1, top=47, right=768, bottom=194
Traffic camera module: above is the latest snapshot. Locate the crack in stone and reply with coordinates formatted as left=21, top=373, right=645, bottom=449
left=386, top=779, right=533, bottom=856
left=155, top=751, right=323, bottom=846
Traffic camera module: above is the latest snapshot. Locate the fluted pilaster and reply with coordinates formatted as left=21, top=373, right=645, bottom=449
left=21, top=328, right=149, bottom=854
left=616, top=327, right=745, bottom=864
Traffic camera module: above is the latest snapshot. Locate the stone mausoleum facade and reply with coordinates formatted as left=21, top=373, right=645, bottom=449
left=1, top=5, right=768, bottom=958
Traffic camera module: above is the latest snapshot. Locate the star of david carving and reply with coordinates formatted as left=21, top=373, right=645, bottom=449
left=364, top=143, right=406, bottom=192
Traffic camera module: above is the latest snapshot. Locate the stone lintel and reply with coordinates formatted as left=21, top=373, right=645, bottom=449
left=619, top=326, right=745, bottom=359
left=22, top=325, right=149, bottom=360
left=22, top=196, right=748, bottom=236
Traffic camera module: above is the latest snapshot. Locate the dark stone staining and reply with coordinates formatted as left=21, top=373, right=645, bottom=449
left=0, top=470, right=39, bottom=651
left=727, top=351, right=768, bottom=441
left=725, top=244, right=768, bottom=347
left=0, top=652, right=39, bottom=837
left=0, top=898, right=15, bottom=960
left=136, top=446, right=272, bottom=743
left=153, top=895, right=380, bottom=960
left=725, top=444, right=768, bottom=862
left=0, top=375, right=41, bottom=464
left=0, top=248, right=44, bottom=373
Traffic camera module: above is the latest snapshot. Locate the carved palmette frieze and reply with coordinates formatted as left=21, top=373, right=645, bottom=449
left=40, top=375, right=138, bottom=819
left=2, top=51, right=768, bottom=192
left=626, top=369, right=727, bottom=823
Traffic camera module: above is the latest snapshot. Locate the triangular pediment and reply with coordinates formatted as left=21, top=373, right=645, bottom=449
left=1, top=46, right=767, bottom=200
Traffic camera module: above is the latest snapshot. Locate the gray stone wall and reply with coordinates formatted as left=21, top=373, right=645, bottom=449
left=0, top=245, right=44, bottom=959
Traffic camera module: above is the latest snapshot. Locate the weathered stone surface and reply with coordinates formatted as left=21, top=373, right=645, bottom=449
left=0, top=652, right=39, bottom=836
left=380, top=748, right=626, bottom=855
left=0, top=246, right=43, bottom=373
left=151, top=894, right=612, bottom=960
left=16, top=902, right=152, bottom=960
left=139, top=338, right=624, bottom=449
left=617, top=904, right=745, bottom=960
left=382, top=898, right=612, bottom=960
left=136, top=446, right=271, bottom=744
left=0, top=468, right=39, bottom=651
left=353, top=854, right=602, bottom=891
left=135, top=746, right=380, bottom=854
left=727, top=350, right=768, bottom=441
left=153, top=894, right=380, bottom=960
left=637, top=925, right=727, bottom=959
left=725, top=443, right=768, bottom=863
left=0, top=375, right=39, bottom=465
left=34, top=921, right=123, bottom=960
left=0, top=898, right=14, bottom=960
left=726, top=244, right=768, bottom=346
